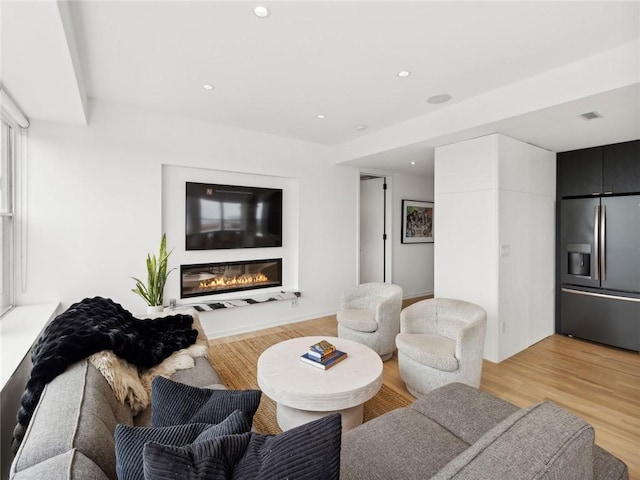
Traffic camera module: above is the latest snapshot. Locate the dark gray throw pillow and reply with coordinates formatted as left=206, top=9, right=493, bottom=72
left=151, top=376, right=262, bottom=427
left=115, top=410, right=250, bottom=480
left=143, top=413, right=342, bottom=480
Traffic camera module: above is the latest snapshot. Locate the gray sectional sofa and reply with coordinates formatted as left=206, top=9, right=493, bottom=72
left=9, top=357, right=221, bottom=479
left=341, top=382, right=628, bottom=480
left=10, top=356, right=628, bottom=480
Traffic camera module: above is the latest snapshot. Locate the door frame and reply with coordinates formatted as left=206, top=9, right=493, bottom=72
left=357, top=170, right=393, bottom=284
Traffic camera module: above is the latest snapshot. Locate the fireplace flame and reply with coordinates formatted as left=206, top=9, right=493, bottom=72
left=199, top=273, right=270, bottom=291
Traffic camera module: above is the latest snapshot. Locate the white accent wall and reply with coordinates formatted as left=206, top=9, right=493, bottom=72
left=162, top=165, right=300, bottom=302
left=434, top=134, right=555, bottom=362
left=17, top=100, right=359, bottom=337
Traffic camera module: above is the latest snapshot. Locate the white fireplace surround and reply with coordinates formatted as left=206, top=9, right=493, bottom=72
left=162, top=165, right=299, bottom=305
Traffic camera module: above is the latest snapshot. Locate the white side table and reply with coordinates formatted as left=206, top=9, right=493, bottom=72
left=257, top=336, right=383, bottom=432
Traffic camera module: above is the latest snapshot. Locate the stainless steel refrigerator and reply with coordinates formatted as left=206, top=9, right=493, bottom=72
left=560, top=195, right=640, bottom=351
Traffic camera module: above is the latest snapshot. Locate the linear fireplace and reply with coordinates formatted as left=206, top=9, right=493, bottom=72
left=180, top=258, right=282, bottom=299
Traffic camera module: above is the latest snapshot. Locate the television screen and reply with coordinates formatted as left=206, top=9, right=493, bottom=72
left=185, top=182, right=283, bottom=250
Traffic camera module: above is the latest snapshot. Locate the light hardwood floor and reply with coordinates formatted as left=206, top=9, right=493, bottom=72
left=210, top=297, right=640, bottom=479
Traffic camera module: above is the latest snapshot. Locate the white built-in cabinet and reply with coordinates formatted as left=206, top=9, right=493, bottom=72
left=434, top=134, right=556, bottom=363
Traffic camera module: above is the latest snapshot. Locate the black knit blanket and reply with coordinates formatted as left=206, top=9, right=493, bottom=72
left=12, top=296, right=198, bottom=453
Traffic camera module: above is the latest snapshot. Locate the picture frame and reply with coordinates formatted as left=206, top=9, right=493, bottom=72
left=401, top=200, right=434, bottom=244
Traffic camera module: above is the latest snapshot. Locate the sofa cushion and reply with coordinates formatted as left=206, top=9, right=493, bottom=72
left=150, top=376, right=261, bottom=427
left=593, top=445, right=629, bottom=480
left=142, top=413, right=342, bottom=480
left=411, top=383, right=519, bottom=444
left=340, top=407, right=469, bottom=480
left=396, top=333, right=458, bottom=371
left=115, top=410, right=250, bottom=480
left=11, top=360, right=133, bottom=480
left=11, top=449, right=109, bottom=480
left=134, top=382, right=228, bottom=427
left=336, top=309, right=378, bottom=332
left=431, top=402, right=595, bottom=480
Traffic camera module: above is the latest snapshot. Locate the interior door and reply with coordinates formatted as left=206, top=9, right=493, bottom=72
left=359, top=177, right=385, bottom=283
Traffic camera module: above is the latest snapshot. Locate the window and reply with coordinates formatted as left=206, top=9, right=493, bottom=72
left=1, top=119, right=15, bottom=315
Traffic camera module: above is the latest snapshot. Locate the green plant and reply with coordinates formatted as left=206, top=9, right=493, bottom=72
left=131, top=234, right=175, bottom=307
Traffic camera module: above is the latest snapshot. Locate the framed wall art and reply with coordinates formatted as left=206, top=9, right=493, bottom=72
left=401, top=200, right=434, bottom=244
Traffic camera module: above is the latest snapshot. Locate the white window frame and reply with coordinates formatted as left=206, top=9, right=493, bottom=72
left=0, top=88, right=29, bottom=317
left=0, top=118, right=15, bottom=316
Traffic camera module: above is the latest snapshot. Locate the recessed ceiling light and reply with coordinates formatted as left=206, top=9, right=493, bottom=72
left=254, top=5, right=270, bottom=18
left=355, top=125, right=368, bottom=131
left=427, top=94, right=452, bottom=104
left=203, top=84, right=214, bottom=90
left=398, top=70, right=411, bottom=78
left=411, top=161, right=416, bottom=165
left=317, top=114, right=326, bottom=119
left=427, top=93, right=451, bottom=105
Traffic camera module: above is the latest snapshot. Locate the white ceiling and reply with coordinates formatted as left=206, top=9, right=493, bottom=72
left=2, top=1, right=639, bottom=176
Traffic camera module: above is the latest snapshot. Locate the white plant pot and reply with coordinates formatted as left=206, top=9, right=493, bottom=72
left=147, top=305, right=164, bottom=315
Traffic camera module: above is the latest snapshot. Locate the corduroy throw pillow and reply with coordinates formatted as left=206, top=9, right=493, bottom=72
left=142, top=413, right=342, bottom=480
left=115, top=410, right=250, bottom=480
left=150, top=376, right=262, bottom=427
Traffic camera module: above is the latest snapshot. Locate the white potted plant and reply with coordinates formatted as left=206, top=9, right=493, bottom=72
left=131, top=233, right=175, bottom=314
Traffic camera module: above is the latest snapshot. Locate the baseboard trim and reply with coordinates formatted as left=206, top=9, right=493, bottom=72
left=205, top=309, right=337, bottom=339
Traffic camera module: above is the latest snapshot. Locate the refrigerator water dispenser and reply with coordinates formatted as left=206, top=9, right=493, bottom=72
left=567, top=243, right=591, bottom=277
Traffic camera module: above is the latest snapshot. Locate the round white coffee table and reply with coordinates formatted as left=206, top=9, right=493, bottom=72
left=257, top=336, right=383, bottom=433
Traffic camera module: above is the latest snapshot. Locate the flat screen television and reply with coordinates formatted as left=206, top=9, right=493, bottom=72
left=185, top=182, right=283, bottom=250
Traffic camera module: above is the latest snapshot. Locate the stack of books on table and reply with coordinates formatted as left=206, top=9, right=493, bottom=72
left=300, top=339, right=348, bottom=370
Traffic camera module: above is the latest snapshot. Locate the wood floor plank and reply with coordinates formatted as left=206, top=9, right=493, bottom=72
left=209, top=298, right=639, bottom=479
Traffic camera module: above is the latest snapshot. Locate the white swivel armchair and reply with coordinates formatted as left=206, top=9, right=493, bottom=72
left=395, top=298, right=487, bottom=396
left=336, top=283, right=403, bottom=361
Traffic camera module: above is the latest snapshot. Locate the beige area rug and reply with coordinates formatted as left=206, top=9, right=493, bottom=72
left=208, top=329, right=411, bottom=434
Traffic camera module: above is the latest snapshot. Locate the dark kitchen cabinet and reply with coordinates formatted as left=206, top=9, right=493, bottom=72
left=558, top=147, right=602, bottom=197
left=603, top=140, right=640, bottom=194
left=558, top=140, right=640, bottom=197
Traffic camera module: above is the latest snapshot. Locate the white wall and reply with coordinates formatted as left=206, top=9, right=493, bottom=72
left=18, top=100, right=359, bottom=337
left=434, top=137, right=501, bottom=360
left=434, top=134, right=555, bottom=362
left=391, top=172, right=434, bottom=298
left=497, top=136, right=556, bottom=359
